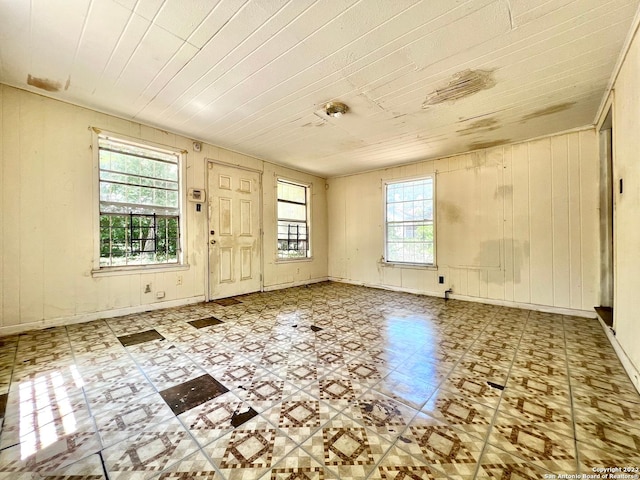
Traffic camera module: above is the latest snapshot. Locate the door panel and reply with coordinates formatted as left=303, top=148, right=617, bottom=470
left=208, top=163, right=261, bottom=299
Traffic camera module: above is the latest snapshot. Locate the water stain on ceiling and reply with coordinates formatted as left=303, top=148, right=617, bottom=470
left=456, top=117, right=500, bottom=136
left=468, top=139, right=511, bottom=151
left=26, top=74, right=70, bottom=92
left=521, top=102, right=575, bottom=122
left=422, top=69, right=496, bottom=107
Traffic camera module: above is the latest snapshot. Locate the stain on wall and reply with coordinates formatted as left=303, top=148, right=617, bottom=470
left=423, top=70, right=496, bottom=107
left=439, top=201, right=463, bottom=223
left=494, top=184, right=513, bottom=199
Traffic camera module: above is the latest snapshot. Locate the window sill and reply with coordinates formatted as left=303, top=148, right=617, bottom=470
left=275, top=257, right=314, bottom=264
left=382, top=261, right=437, bottom=270
left=92, top=264, right=190, bottom=277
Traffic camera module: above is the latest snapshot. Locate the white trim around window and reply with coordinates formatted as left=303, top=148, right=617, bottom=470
left=383, top=175, right=436, bottom=267
left=276, top=177, right=312, bottom=261
left=91, top=129, right=187, bottom=274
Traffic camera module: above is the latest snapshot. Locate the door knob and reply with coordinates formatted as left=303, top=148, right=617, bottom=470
left=210, top=239, right=216, bottom=245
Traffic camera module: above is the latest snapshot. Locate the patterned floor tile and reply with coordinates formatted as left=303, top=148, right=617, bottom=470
left=489, top=422, right=578, bottom=473
left=178, top=392, right=248, bottom=447
left=496, top=393, right=574, bottom=437
left=301, top=420, right=393, bottom=480
left=205, top=424, right=297, bottom=480
left=476, top=444, right=553, bottom=479
left=419, top=390, right=495, bottom=439
left=577, top=440, right=640, bottom=473
left=370, top=445, right=447, bottom=480
left=0, top=429, right=102, bottom=475
left=101, top=418, right=199, bottom=480
left=85, top=376, right=157, bottom=415
left=0, top=396, right=93, bottom=450
left=505, top=374, right=571, bottom=402
left=145, top=362, right=207, bottom=391
left=440, top=375, right=503, bottom=408
left=155, top=450, right=219, bottom=479
left=93, top=393, right=175, bottom=448
left=398, top=420, right=485, bottom=480
left=0, top=452, right=107, bottom=479
left=267, top=446, right=338, bottom=480
left=571, top=372, right=638, bottom=398
left=352, top=392, right=417, bottom=440
left=573, top=390, right=640, bottom=429
left=450, top=358, right=508, bottom=386
left=370, top=370, right=439, bottom=410
left=574, top=419, right=640, bottom=458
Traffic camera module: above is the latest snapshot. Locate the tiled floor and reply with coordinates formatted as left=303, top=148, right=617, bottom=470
left=0, top=281, right=639, bottom=479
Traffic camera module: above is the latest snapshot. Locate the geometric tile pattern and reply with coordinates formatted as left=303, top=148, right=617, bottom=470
left=0, top=281, right=638, bottom=479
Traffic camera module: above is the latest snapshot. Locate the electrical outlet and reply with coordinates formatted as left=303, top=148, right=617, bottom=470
left=156, top=291, right=165, bottom=299
left=144, top=283, right=152, bottom=294
left=438, top=276, right=445, bottom=284
left=177, top=275, right=183, bottom=286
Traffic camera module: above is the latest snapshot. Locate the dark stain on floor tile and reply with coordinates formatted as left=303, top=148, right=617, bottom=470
left=231, top=406, right=258, bottom=427
left=487, top=381, right=505, bottom=390
left=188, top=317, right=224, bottom=329
left=0, top=393, right=7, bottom=419
left=160, top=374, right=229, bottom=416
left=214, top=298, right=241, bottom=306
left=117, top=329, right=164, bottom=347
left=310, top=325, right=323, bottom=332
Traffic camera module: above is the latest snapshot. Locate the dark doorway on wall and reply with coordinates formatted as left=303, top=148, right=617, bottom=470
left=598, top=107, right=614, bottom=328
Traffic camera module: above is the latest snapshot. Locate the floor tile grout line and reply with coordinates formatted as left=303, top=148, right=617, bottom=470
left=470, top=308, right=531, bottom=480
left=563, top=314, right=582, bottom=475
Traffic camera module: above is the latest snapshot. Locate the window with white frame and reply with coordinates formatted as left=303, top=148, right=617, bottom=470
left=277, top=179, right=310, bottom=259
left=97, top=135, right=182, bottom=267
left=385, top=176, right=434, bottom=265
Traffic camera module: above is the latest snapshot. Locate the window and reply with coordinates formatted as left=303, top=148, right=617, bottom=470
left=277, top=179, right=310, bottom=259
left=385, top=176, right=434, bottom=265
left=97, top=135, right=182, bottom=268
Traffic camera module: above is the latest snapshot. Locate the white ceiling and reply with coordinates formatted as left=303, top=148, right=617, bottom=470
left=1, top=0, right=638, bottom=177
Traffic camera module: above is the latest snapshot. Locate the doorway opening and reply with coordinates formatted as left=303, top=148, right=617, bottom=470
left=597, top=107, right=614, bottom=328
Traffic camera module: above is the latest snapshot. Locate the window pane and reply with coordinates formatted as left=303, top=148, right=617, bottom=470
left=278, top=182, right=306, bottom=203
left=277, top=180, right=310, bottom=258
left=98, top=136, right=181, bottom=267
left=385, top=177, right=434, bottom=265
left=278, top=201, right=306, bottom=221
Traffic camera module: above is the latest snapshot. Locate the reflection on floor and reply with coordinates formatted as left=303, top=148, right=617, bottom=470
left=0, top=281, right=638, bottom=479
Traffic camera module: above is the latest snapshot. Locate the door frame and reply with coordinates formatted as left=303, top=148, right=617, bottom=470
left=596, top=93, right=615, bottom=325
left=205, top=159, right=264, bottom=301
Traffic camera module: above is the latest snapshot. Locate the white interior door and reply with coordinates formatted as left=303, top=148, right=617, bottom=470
left=208, top=162, right=261, bottom=299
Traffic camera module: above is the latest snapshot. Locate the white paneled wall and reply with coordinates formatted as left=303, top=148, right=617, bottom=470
left=328, top=129, right=599, bottom=314
left=0, top=86, right=327, bottom=334
left=608, top=22, right=640, bottom=388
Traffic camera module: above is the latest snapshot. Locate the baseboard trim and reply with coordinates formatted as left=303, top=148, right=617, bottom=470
left=327, top=278, right=596, bottom=318
left=597, top=318, right=640, bottom=394
left=263, top=277, right=329, bottom=292
left=0, top=296, right=206, bottom=336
